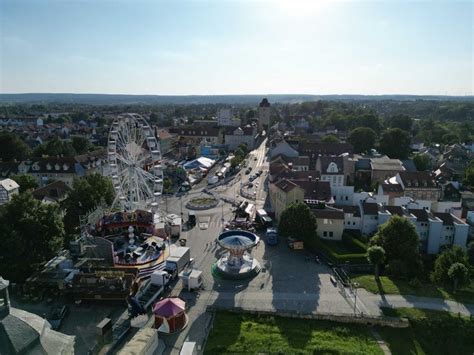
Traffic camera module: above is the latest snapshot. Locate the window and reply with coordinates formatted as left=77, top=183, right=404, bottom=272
left=323, top=218, right=328, bottom=224
left=345, top=196, right=349, bottom=201
left=323, top=231, right=327, bottom=237
left=353, top=222, right=356, bottom=225
left=329, top=232, right=333, bottom=237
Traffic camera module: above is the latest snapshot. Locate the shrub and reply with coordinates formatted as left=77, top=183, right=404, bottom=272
left=408, top=278, right=422, bottom=288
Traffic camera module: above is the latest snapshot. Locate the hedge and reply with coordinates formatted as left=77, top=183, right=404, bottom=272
left=311, top=238, right=368, bottom=265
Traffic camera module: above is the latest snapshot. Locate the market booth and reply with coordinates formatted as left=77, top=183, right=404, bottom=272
left=153, top=297, right=188, bottom=334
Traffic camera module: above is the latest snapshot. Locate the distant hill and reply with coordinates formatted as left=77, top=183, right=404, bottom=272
left=0, top=93, right=473, bottom=105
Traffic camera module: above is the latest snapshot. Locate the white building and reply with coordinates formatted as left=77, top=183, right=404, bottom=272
left=316, top=156, right=345, bottom=187
left=217, top=108, right=240, bottom=127
left=225, top=125, right=257, bottom=151
left=0, top=178, right=19, bottom=205
left=354, top=200, right=469, bottom=254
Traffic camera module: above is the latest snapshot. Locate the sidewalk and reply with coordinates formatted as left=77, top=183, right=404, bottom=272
left=356, top=289, right=474, bottom=317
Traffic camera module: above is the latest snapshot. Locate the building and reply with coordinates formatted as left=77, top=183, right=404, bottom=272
left=20, top=157, right=85, bottom=187
left=269, top=139, right=299, bottom=159
left=258, top=98, right=271, bottom=131
left=316, top=156, right=345, bottom=187
left=0, top=178, right=19, bottom=205
left=401, top=171, right=440, bottom=201
left=269, top=179, right=305, bottom=221
left=269, top=177, right=332, bottom=221
left=360, top=201, right=379, bottom=235
left=298, top=142, right=353, bottom=169
left=337, top=205, right=361, bottom=231
left=169, top=126, right=223, bottom=145
left=380, top=171, right=442, bottom=203
left=356, top=202, right=469, bottom=254
left=370, top=156, right=405, bottom=184
left=312, top=206, right=345, bottom=240
left=155, top=128, right=178, bottom=155
left=31, top=180, right=71, bottom=203
left=225, top=125, right=257, bottom=151
left=0, top=277, right=75, bottom=354
left=217, top=108, right=240, bottom=127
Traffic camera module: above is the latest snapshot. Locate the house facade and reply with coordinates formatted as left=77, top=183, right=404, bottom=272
left=0, top=178, right=19, bottom=205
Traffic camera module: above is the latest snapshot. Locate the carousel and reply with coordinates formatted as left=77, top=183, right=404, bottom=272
left=212, top=230, right=261, bottom=280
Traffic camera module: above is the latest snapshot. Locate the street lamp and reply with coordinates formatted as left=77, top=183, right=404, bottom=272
left=353, top=282, right=359, bottom=316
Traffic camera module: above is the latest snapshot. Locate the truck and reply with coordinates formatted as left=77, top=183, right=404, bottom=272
left=166, top=214, right=182, bottom=238
left=255, top=209, right=273, bottom=230
left=135, top=270, right=170, bottom=309
left=265, top=227, right=279, bottom=246
left=165, top=246, right=191, bottom=278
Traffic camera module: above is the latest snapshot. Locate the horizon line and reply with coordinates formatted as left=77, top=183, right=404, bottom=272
left=1, top=92, right=473, bottom=97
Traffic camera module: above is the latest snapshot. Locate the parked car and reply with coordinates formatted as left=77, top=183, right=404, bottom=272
left=47, top=305, right=68, bottom=330
left=245, top=169, right=251, bottom=175
left=247, top=182, right=254, bottom=188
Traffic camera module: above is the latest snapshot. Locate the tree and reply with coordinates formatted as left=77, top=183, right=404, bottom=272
left=413, top=154, right=431, bottom=171
left=348, top=127, right=376, bottom=153
left=431, top=246, right=469, bottom=286
left=11, top=174, right=38, bottom=193
left=34, top=137, right=76, bottom=157
left=388, top=115, right=413, bottom=132
left=62, top=174, right=115, bottom=236
left=367, top=246, right=385, bottom=279
left=322, top=134, right=340, bottom=143
left=163, top=178, right=172, bottom=193
left=71, top=136, right=92, bottom=154
left=467, top=241, right=474, bottom=266
left=448, top=262, right=470, bottom=293
left=372, top=215, right=421, bottom=278
left=464, top=161, right=474, bottom=186
left=0, top=192, right=65, bottom=281
left=379, top=128, right=411, bottom=159
left=278, top=202, right=318, bottom=247
left=0, top=133, right=31, bottom=161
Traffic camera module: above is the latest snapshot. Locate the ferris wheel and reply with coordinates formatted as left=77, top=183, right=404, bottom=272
left=107, top=113, right=163, bottom=212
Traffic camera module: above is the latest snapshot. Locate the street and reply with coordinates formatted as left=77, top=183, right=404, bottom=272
left=159, top=139, right=356, bottom=354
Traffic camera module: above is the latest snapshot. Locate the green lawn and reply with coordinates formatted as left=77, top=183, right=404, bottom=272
left=379, top=308, right=474, bottom=355
left=352, top=274, right=474, bottom=304
left=204, top=311, right=383, bottom=354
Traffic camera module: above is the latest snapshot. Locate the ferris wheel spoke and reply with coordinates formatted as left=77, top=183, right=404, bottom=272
left=108, top=113, right=162, bottom=212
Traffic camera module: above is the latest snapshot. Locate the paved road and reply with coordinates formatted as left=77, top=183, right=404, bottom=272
left=157, top=140, right=356, bottom=354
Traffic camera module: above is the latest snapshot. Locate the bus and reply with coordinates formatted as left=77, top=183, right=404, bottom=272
left=255, top=209, right=273, bottom=230
left=266, top=228, right=279, bottom=246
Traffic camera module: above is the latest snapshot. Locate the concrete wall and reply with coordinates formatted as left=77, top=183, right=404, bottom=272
left=317, top=218, right=344, bottom=241
left=453, top=223, right=469, bottom=250
left=427, top=218, right=443, bottom=254
left=343, top=214, right=361, bottom=231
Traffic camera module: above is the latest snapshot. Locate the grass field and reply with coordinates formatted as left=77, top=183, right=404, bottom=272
left=379, top=308, right=474, bottom=355
left=204, top=312, right=383, bottom=354
left=352, top=274, right=474, bottom=304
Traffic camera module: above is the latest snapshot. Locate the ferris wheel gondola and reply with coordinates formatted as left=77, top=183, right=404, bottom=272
left=107, top=113, right=163, bottom=212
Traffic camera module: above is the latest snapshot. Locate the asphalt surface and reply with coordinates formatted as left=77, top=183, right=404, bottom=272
left=159, top=139, right=356, bottom=354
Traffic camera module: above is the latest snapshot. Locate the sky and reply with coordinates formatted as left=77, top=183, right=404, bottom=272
left=0, top=0, right=472, bottom=95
